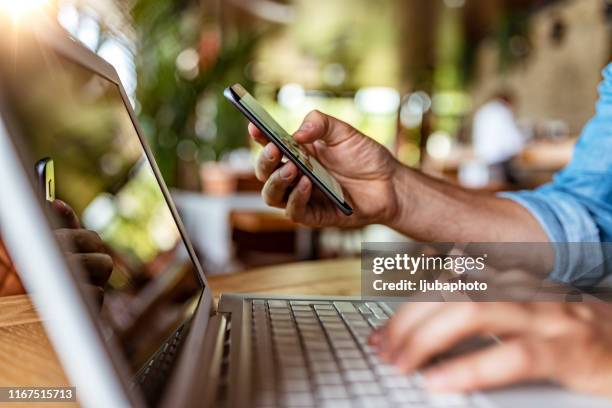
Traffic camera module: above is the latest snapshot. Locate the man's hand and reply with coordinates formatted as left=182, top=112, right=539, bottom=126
left=52, top=200, right=113, bottom=299
left=249, top=110, right=402, bottom=228
left=249, top=110, right=548, bottom=242
left=370, top=302, right=612, bottom=397
left=0, top=200, right=112, bottom=300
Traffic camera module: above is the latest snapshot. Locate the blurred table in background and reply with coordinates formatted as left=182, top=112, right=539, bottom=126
left=209, top=258, right=360, bottom=301
left=511, top=138, right=577, bottom=188
left=422, top=138, right=577, bottom=192
left=173, top=191, right=318, bottom=273
left=173, top=191, right=309, bottom=272
left=0, top=258, right=361, bottom=400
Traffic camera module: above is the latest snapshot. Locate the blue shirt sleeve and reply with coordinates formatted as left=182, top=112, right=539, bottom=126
left=500, top=63, right=612, bottom=286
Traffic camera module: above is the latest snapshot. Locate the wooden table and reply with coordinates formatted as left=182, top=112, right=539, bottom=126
left=0, top=258, right=360, bottom=405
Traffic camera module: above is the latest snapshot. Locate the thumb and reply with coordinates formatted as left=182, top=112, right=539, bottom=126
left=293, top=110, right=357, bottom=146
left=51, top=199, right=81, bottom=229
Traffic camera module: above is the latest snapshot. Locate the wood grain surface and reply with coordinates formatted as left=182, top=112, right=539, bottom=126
left=0, top=259, right=361, bottom=406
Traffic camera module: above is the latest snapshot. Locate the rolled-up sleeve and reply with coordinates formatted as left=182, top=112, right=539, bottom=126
left=500, top=189, right=606, bottom=286
left=498, top=63, right=612, bottom=286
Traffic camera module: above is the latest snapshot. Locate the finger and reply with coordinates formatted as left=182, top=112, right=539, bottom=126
left=424, top=338, right=549, bottom=393
left=248, top=123, right=269, bottom=146
left=391, top=303, right=532, bottom=373
left=68, top=253, right=113, bottom=286
left=255, top=143, right=282, bottom=182
left=286, top=176, right=312, bottom=222
left=376, top=302, right=446, bottom=357
left=55, top=229, right=106, bottom=254
left=261, top=162, right=299, bottom=208
left=81, top=284, right=104, bottom=309
left=293, top=110, right=356, bottom=146
left=50, top=199, right=81, bottom=229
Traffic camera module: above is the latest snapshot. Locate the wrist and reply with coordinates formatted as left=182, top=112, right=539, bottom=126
left=384, top=161, right=416, bottom=232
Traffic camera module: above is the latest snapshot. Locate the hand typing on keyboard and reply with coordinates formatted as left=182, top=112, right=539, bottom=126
left=370, top=302, right=612, bottom=398
left=251, top=299, right=469, bottom=407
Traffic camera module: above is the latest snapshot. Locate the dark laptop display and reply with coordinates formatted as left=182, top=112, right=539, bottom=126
left=0, top=34, right=204, bottom=403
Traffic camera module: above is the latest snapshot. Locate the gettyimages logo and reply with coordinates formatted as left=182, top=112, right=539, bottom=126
left=372, top=253, right=487, bottom=275
left=362, top=243, right=493, bottom=299
left=363, top=242, right=612, bottom=302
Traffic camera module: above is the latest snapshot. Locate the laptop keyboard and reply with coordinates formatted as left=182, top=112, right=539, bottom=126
left=132, top=324, right=186, bottom=405
left=251, top=299, right=472, bottom=407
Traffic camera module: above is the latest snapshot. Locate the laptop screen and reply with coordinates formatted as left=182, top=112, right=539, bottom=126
left=0, top=33, right=204, bottom=399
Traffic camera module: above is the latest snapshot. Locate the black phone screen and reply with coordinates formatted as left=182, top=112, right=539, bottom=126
left=229, top=84, right=346, bottom=203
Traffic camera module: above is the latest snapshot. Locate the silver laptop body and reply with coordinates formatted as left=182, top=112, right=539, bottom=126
left=0, top=18, right=609, bottom=408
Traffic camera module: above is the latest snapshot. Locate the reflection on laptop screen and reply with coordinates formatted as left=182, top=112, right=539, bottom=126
left=0, top=34, right=203, bottom=400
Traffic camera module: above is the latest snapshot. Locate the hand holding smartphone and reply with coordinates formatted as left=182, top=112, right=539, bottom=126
left=224, top=84, right=353, bottom=215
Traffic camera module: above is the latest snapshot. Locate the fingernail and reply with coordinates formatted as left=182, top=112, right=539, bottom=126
left=298, top=178, right=309, bottom=193
left=299, top=122, right=313, bottom=132
left=425, top=371, right=449, bottom=391
left=263, top=144, right=274, bottom=160
left=280, top=165, right=295, bottom=180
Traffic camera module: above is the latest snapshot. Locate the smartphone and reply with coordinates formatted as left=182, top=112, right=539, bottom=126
left=224, top=84, right=353, bottom=216
left=35, top=157, right=55, bottom=203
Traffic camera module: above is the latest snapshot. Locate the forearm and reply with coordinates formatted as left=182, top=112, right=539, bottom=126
left=387, top=164, right=549, bottom=243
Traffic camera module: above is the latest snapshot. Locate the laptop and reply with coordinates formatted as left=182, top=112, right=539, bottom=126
left=0, top=20, right=609, bottom=408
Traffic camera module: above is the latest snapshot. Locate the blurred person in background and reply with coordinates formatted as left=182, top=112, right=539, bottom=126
left=472, top=90, right=525, bottom=185
left=247, top=62, right=612, bottom=397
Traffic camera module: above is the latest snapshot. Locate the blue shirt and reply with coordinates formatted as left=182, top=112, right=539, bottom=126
left=501, top=63, right=612, bottom=285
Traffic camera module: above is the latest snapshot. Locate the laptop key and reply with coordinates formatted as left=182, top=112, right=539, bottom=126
left=336, top=349, right=362, bottom=359
left=319, top=316, right=343, bottom=323
left=317, top=385, right=349, bottom=399
left=314, top=304, right=334, bottom=311
left=319, top=399, right=353, bottom=408
left=380, top=375, right=413, bottom=388
left=329, top=340, right=357, bottom=350
left=315, top=309, right=338, bottom=316
left=313, top=372, right=344, bottom=385
left=308, top=351, right=334, bottom=361
left=290, top=300, right=330, bottom=306
left=339, top=358, right=368, bottom=370
left=358, top=305, right=372, bottom=315
left=283, top=392, right=314, bottom=407
left=310, top=360, right=339, bottom=373
left=389, top=389, right=423, bottom=403
left=254, top=392, right=275, bottom=406
left=357, top=395, right=390, bottom=407
left=281, top=379, right=311, bottom=392
left=323, top=323, right=347, bottom=332
left=367, top=317, right=386, bottom=329
left=428, top=393, right=469, bottom=406
left=334, top=302, right=357, bottom=313
left=349, top=382, right=382, bottom=396
left=373, top=363, right=401, bottom=376
left=304, top=341, right=330, bottom=351
left=268, top=300, right=288, bottom=308
left=347, top=320, right=369, bottom=328
left=344, top=369, right=375, bottom=382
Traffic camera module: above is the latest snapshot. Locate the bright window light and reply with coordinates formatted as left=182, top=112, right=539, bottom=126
left=355, top=87, right=400, bottom=115
left=0, top=0, right=49, bottom=20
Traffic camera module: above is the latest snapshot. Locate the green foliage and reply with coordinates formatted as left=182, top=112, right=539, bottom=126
left=131, top=0, right=256, bottom=188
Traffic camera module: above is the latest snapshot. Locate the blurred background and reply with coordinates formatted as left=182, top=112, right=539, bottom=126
left=16, top=0, right=612, bottom=274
